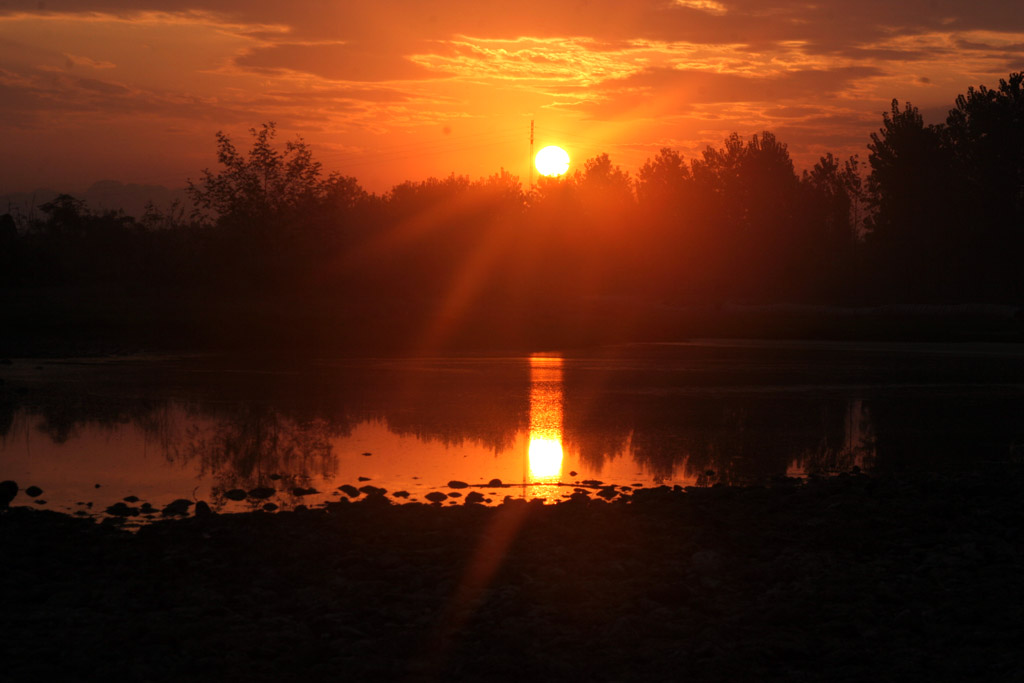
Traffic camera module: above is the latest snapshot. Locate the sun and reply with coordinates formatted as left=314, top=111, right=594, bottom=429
left=535, top=145, right=570, bottom=177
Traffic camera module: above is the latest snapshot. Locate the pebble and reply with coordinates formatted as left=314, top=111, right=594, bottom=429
left=105, top=502, right=140, bottom=517
left=447, top=480, right=469, bottom=489
left=338, top=485, right=360, bottom=498
left=225, top=489, right=247, bottom=501
left=248, top=487, right=276, bottom=500
left=25, top=486, right=43, bottom=498
left=425, top=491, right=447, bottom=503
left=162, top=499, right=193, bottom=517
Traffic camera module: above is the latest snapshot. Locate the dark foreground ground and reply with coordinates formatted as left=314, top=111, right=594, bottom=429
left=3, top=471, right=1023, bottom=682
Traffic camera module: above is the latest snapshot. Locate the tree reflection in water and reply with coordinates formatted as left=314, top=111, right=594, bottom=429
left=174, top=408, right=342, bottom=508
left=564, top=393, right=876, bottom=485
left=2, top=350, right=1023, bottom=500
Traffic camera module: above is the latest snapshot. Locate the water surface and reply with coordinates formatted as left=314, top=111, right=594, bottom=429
left=3, top=341, right=1023, bottom=521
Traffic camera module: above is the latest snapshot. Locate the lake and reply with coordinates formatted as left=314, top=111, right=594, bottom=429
left=3, top=340, right=1023, bottom=522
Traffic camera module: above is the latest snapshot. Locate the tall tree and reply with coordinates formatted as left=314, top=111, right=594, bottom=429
left=866, top=100, right=954, bottom=300
left=943, top=73, right=1024, bottom=299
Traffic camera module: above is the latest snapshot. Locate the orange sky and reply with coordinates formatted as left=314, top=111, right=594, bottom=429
left=1, top=1, right=1022, bottom=194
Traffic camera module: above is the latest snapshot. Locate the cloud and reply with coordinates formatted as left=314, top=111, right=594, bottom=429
left=579, top=65, right=884, bottom=120
left=236, top=42, right=439, bottom=82
left=674, top=0, right=728, bottom=16
left=63, top=53, right=116, bottom=69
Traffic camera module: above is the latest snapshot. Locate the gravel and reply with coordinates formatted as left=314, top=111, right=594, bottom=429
left=1, top=470, right=1022, bottom=681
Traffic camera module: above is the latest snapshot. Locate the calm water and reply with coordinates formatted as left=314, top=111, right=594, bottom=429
left=2, top=340, right=1023, bottom=521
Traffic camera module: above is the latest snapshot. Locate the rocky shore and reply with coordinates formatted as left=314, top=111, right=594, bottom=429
left=2, top=470, right=1022, bottom=682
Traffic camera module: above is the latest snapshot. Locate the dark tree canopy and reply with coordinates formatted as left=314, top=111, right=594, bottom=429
left=5, top=72, right=1024, bottom=352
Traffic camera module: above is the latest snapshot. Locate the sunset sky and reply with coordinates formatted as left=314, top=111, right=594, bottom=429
left=2, top=1, right=1022, bottom=195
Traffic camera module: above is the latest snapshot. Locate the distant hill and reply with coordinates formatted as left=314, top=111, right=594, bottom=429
left=1, top=180, right=191, bottom=222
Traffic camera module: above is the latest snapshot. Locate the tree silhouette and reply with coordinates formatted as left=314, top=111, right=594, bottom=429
left=943, top=73, right=1024, bottom=300
left=799, top=153, right=864, bottom=300
left=866, top=100, right=955, bottom=300
left=188, top=123, right=325, bottom=229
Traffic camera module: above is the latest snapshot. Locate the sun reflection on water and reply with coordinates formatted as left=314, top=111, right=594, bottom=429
left=528, top=354, right=563, bottom=486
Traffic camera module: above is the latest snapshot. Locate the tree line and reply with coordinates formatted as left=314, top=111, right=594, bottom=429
left=3, top=73, right=1022, bottom=321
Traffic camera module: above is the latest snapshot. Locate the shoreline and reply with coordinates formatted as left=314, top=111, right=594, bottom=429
left=3, top=471, right=1022, bottom=681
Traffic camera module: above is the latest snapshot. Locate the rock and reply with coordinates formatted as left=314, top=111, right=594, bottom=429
left=580, top=480, right=603, bottom=488
left=569, top=471, right=578, bottom=477
left=94, top=484, right=101, bottom=488
left=569, top=491, right=592, bottom=504
left=358, top=492, right=390, bottom=507
left=248, top=487, right=275, bottom=500
left=338, top=485, right=360, bottom=498
left=105, top=502, right=140, bottom=517
left=262, top=503, right=279, bottom=512
left=194, top=500, right=212, bottom=517
left=425, top=491, right=448, bottom=503
left=357, top=476, right=371, bottom=482
left=162, top=499, right=193, bottom=517
left=225, top=489, right=247, bottom=501
left=393, top=491, right=410, bottom=498
left=361, top=452, right=372, bottom=457
left=597, top=486, right=619, bottom=500
left=359, top=485, right=387, bottom=496
left=465, top=491, right=485, bottom=504
left=447, top=480, right=469, bottom=489
left=123, top=495, right=140, bottom=503
left=0, top=480, right=17, bottom=510
left=448, top=491, right=463, bottom=498
left=292, top=487, right=318, bottom=496
left=25, top=486, right=43, bottom=498
left=487, top=478, right=503, bottom=487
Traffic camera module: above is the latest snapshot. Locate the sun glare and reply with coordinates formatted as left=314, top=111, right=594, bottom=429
left=535, top=145, right=570, bottom=177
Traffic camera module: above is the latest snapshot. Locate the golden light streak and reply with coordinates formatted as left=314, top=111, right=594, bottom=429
left=528, top=354, right=564, bottom=482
